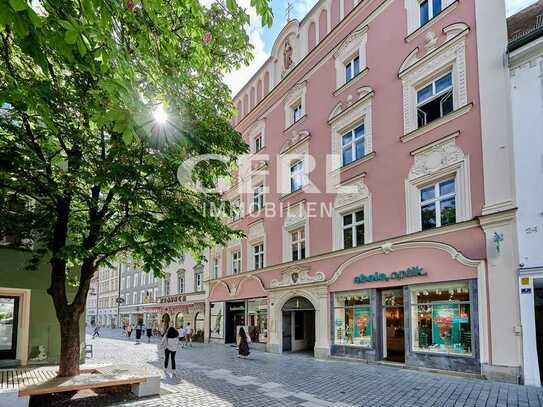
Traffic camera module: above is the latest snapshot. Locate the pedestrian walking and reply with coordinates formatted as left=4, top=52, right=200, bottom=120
left=161, top=326, right=179, bottom=377
left=127, top=323, right=133, bottom=339
left=185, top=322, right=193, bottom=347
left=146, top=326, right=153, bottom=343
left=135, top=322, right=142, bottom=345
left=92, top=324, right=101, bottom=339
left=238, top=327, right=250, bottom=359
left=178, top=325, right=186, bottom=348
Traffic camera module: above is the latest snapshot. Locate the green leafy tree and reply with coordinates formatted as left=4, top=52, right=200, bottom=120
left=0, top=0, right=272, bottom=377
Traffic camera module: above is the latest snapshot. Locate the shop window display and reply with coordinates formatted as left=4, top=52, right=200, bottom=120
left=210, top=302, right=224, bottom=339
left=411, top=282, right=472, bottom=355
left=247, top=299, right=268, bottom=343
left=334, top=290, right=372, bottom=347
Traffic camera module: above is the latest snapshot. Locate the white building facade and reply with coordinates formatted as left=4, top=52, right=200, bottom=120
left=508, top=1, right=543, bottom=387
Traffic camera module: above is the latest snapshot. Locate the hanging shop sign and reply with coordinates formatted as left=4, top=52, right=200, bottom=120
left=353, top=266, right=427, bottom=284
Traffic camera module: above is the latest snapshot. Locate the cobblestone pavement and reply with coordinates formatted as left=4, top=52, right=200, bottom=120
left=85, top=330, right=543, bottom=407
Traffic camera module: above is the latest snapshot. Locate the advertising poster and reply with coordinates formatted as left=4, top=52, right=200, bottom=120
left=431, top=304, right=460, bottom=348
left=353, top=307, right=372, bottom=341
left=210, top=302, right=224, bottom=339
left=334, top=307, right=345, bottom=344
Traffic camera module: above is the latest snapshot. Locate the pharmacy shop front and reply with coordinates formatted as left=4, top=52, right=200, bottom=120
left=327, top=242, right=487, bottom=374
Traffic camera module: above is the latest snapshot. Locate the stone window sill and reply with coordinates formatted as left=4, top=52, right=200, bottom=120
left=333, top=68, right=370, bottom=97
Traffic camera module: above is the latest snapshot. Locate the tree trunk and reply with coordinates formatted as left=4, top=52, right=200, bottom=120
left=58, top=315, right=81, bottom=377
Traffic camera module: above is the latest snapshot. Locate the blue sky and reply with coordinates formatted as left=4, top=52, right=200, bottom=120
left=225, top=0, right=538, bottom=95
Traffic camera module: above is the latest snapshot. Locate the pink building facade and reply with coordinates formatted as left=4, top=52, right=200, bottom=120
left=206, top=0, right=521, bottom=382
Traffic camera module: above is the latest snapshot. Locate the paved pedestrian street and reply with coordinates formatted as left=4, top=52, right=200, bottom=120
left=86, top=331, right=543, bottom=407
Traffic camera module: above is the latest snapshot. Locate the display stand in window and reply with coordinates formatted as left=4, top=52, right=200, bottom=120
left=334, top=290, right=372, bottom=347
left=411, top=281, right=472, bottom=356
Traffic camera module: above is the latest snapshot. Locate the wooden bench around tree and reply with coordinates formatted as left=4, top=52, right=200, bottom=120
left=0, top=365, right=160, bottom=407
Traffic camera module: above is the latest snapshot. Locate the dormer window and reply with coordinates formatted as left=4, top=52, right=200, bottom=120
left=345, top=55, right=360, bottom=83
left=292, top=102, right=303, bottom=124
left=419, top=0, right=442, bottom=26
left=416, top=72, right=453, bottom=128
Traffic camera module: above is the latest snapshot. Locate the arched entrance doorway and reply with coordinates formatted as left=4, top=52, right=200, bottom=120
left=282, top=296, right=315, bottom=353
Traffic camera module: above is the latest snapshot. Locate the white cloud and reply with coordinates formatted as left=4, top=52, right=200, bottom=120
left=293, top=0, right=317, bottom=20
left=506, top=0, right=539, bottom=16
left=223, top=1, right=270, bottom=97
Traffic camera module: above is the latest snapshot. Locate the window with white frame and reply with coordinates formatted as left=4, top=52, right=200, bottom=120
left=290, top=160, right=304, bottom=193
left=232, top=250, right=241, bottom=275
left=253, top=243, right=264, bottom=270
left=290, top=228, right=306, bottom=261
left=121, top=277, right=125, bottom=290
left=292, top=101, right=303, bottom=124
left=345, top=55, right=361, bottom=83
left=212, top=258, right=220, bottom=279
left=254, top=133, right=263, bottom=153
left=178, top=272, right=185, bottom=293
left=126, top=275, right=131, bottom=290
left=334, top=27, right=368, bottom=89
left=153, top=287, right=158, bottom=301
left=416, top=72, right=453, bottom=128
left=342, top=209, right=365, bottom=249
left=405, top=137, right=470, bottom=234
left=195, top=271, right=203, bottom=291
left=253, top=184, right=264, bottom=212
left=140, top=290, right=145, bottom=303
left=342, top=125, right=365, bottom=166
left=140, top=272, right=145, bottom=286
left=420, top=178, right=456, bottom=230
left=419, top=0, right=442, bottom=26
left=284, top=82, right=306, bottom=129
left=164, top=278, right=170, bottom=296
left=134, top=272, right=138, bottom=288
left=399, top=29, right=468, bottom=136
left=133, top=292, right=137, bottom=305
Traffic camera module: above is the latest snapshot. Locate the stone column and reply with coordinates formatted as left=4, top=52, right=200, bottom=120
left=314, top=286, right=331, bottom=359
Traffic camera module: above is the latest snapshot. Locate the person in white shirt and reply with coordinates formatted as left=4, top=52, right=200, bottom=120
left=160, top=327, right=179, bottom=377
left=185, top=322, right=193, bottom=347
left=178, top=325, right=186, bottom=348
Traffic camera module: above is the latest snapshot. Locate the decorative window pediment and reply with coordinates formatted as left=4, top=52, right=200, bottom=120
left=329, top=89, right=374, bottom=172
left=332, top=178, right=373, bottom=250
left=334, top=26, right=368, bottom=89
left=405, top=133, right=472, bottom=233
left=400, top=27, right=469, bottom=136
left=284, top=82, right=307, bottom=129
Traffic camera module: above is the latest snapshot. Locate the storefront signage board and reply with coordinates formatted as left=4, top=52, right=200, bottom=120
left=353, top=266, right=427, bottom=284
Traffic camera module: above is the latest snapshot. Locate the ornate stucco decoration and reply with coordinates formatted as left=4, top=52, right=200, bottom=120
left=280, top=130, right=311, bottom=155
left=408, top=137, right=465, bottom=180
left=405, top=134, right=472, bottom=233
left=270, top=266, right=325, bottom=288
left=284, top=203, right=306, bottom=229
left=334, top=179, right=370, bottom=209
left=399, top=26, right=469, bottom=134
left=248, top=221, right=265, bottom=242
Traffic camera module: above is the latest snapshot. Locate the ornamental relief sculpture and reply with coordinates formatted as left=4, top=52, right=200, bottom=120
left=248, top=221, right=265, bottom=241
left=270, top=266, right=325, bottom=288
left=408, top=139, right=465, bottom=180
left=334, top=180, right=370, bottom=208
